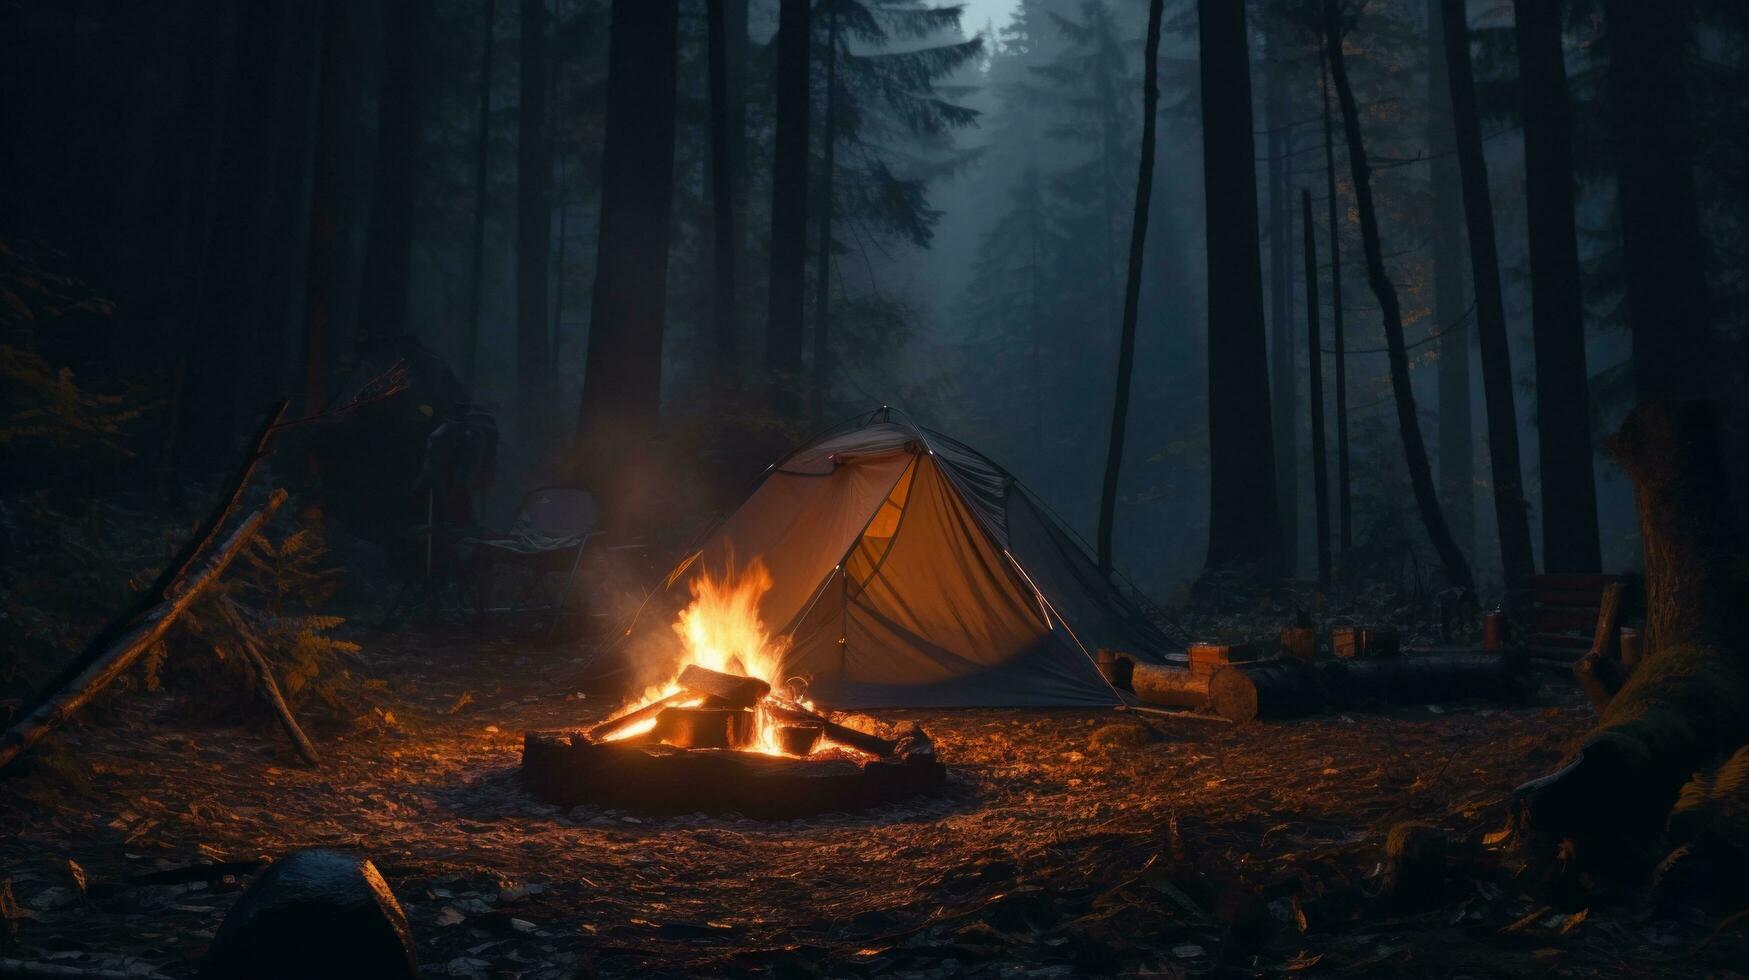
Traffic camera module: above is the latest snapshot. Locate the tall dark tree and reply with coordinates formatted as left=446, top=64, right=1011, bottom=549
left=1265, top=27, right=1298, bottom=575
left=1603, top=0, right=1714, bottom=400
left=811, top=0, right=841, bottom=421
left=1198, top=0, right=1280, bottom=575
left=1426, top=0, right=1473, bottom=560
left=1514, top=0, right=1600, bottom=572
left=1439, top=0, right=1534, bottom=593
left=301, top=0, right=346, bottom=415
left=1320, top=47, right=1351, bottom=557
left=1095, top=0, right=1165, bottom=578
left=766, top=0, right=812, bottom=416
left=1303, top=189, right=1332, bottom=591
left=576, top=0, right=678, bottom=511
left=357, top=0, right=422, bottom=340
left=463, top=0, right=496, bottom=393
left=1324, top=0, right=1475, bottom=593
left=707, top=0, right=742, bottom=387
left=515, top=0, right=552, bottom=439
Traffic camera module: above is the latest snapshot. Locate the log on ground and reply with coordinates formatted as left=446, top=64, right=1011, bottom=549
left=1319, top=652, right=1525, bottom=707
left=1130, top=663, right=1213, bottom=710
left=1208, top=659, right=1322, bottom=722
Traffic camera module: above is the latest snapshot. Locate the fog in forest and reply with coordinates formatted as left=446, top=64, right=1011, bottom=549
left=6, top=0, right=1746, bottom=606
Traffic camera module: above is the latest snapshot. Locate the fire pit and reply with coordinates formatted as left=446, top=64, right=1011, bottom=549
left=521, top=665, right=944, bottom=818
left=522, top=563, right=946, bottom=817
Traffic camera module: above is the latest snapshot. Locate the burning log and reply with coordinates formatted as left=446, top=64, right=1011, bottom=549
left=651, top=707, right=756, bottom=750
left=586, top=690, right=692, bottom=742
left=1207, top=659, right=1321, bottom=722
left=767, top=702, right=897, bottom=757
left=1130, top=663, right=1214, bottom=710
left=677, top=663, right=771, bottom=708
left=777, top=723, right=823, bottom=756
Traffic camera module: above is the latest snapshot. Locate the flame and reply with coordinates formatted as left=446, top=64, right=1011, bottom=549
left=603, top=557, right=814, bottom=756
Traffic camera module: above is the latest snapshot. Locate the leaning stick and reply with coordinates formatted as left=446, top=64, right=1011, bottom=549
left=239, top=635, right=322, bottom=768
left=0, top=491, right=288, bottom=770
left=18, top=402, right=288, bottom=719
left=586, top=690, right=694, bottom=742
left=766, top=700, right=897, bottom=757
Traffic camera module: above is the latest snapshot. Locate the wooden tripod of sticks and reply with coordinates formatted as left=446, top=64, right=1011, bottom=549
left=1, top=400, right=322, bottom=771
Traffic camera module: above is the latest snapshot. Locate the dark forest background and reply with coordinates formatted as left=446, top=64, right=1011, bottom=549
left=4, top=0, right=1748, bottom=611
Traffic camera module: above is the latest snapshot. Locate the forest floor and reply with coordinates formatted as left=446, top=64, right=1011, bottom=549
left=2, top=625, right=1745, bottom=979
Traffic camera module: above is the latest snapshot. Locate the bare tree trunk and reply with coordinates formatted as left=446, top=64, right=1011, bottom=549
left=707, top=0, right=741, bottom=388
left=1265, top=28, right=1297, bottom=576
left=515, top=0, right=552, bottom=442
left=301, top=0, right=346, bottom=416
left=811, top=1, right=839, bottom=423
left=1514, top=0, right=1600, bottom=573
left=463, top=0, right=496, bottom=394
left=1096, top=0, right=1164, bottom=579
left=1198, top=0, right=1280, bottom=577
left=1426, top=0, right=1474, bottom=563
left=1320, top=48, right=1351, bottom=559
left=766, top=0, right=811, bottom=417
left=1439, top=0, right=1534, bottom=594
left=1603, top=0, right=1713, bottom=401
left=576, top=0, right=678, bottom=524
left=1303, top=189, right=1332, bottom=591
left=357, top=0, right=422, bottom=341
left=1324, top=0, right=1475, bottom=594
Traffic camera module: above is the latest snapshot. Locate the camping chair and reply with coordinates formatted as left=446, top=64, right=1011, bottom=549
left=468, top=487, right=603, bottom=633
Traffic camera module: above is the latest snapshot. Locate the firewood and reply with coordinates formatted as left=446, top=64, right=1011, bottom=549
left=1571, top=581, right=1627, bottom=708
left=1095, top=648, right=1136, bottom=689
left=651, top=707, right=756, bottom=750
left=767, top=701, right=896, bottom=756
left=0, top=491, right=288, bottom=771
left=1207, top=659, right=1321, bottom=722
left=1512, top=400, right=1749, bottom=866
left=1130, top=663, right=1214, bottom=710
left=1279, top=626, right=1317, bottom=663
left=1320, top=652, right=1524, bottom=707
left=239, top=636, right=321, bottom=768
left=1187, top=641, right=1256, bottom=675
left=677, top=664, right=771, bottom=707
left=585, top=690, right=692, bottom=742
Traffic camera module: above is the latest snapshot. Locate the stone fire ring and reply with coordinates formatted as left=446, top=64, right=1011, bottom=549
left=521, top=731, right=947, bottom=819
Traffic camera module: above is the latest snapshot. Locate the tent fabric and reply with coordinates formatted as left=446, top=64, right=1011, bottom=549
left=640, top=410, right=1180, bottom=708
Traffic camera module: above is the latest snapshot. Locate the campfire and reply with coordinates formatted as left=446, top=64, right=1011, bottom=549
left=522, top=560, right=944, bottom=818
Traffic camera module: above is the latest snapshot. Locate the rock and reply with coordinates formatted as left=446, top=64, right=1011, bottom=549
left=201, top=849, right=417, bottom=980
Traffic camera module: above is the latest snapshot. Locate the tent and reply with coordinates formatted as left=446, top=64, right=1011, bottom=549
left=630, top=409, right=1181, bottom=708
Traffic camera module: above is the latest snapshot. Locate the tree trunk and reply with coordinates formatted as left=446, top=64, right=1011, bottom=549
left=1324, top=0, right=1475, bottom=594
left=357, top=0, right=422, bottom=341
left=463, top=0, right=496, bottom=394
left=1512, top=401, right=1749, bottom=863
left=1198, top=0, right=1280, bottom=576
left=706, top=0, right=741, bottom=388
left=514, top=0, right=552, bottom=442
left=301, top=0, right=346, bottom=416
left=1513, top=0, right=1600, bottom=573
left=1303, top=189, right=1332, bottom=590
left=1321, top=48, right=1352, bottom=559
left=811, top=1, right=840, bottom=422
left=1265, top=29, right=1298, bottom=577
left=766, top=0, right=811, bottom=417
left=576, top=0, right=678, bottom=522
left=1440, top=0, right=1534, bottom=595
left=1603, top=0, right=1713, bottom=401
left=1426, top=0, right=1474, bottom=563
left=1095, top=0, right=1164, bottom=579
